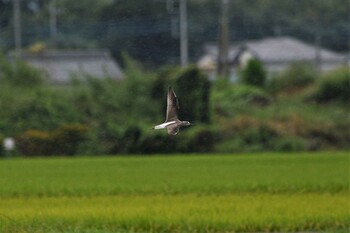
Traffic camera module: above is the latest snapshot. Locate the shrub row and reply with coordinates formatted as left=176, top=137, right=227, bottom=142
left=216, top=115, right=350, bottom=152
left=15, top=115, right=349, bottom=156
left=16, top=124, right=88, bottom=156
left=110, top=125, right=216, bottom=154
left=14, top=124, right=216, bottom=156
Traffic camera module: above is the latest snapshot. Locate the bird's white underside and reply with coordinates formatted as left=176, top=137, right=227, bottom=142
left=154, top=121, right=176, bottom=129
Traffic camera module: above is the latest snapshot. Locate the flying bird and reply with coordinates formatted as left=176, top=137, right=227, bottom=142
left=152, top=86, right=192, bottom=135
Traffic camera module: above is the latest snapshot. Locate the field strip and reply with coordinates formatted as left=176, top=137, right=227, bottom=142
left=0, top=193, right=349, bottom=232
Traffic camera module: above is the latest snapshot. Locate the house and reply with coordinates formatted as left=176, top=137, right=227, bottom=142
left=197, top=36, right=348, bottom=81
left=10, top=49, right=123, bottom=84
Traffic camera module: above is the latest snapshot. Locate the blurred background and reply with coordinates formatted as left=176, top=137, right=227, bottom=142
left=0, top=0, right=349, bottom=156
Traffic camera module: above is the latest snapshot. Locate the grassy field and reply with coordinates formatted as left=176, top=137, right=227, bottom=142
left=0, top=151, right=349, bottom=232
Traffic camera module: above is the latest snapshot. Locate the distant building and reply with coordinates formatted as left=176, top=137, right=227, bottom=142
left=197, top=36, right=348, bottom=81
left=10, top=49, right=123, bottom=84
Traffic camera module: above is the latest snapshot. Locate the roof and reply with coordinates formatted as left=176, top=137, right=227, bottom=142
left=201, top=36, right=347, bottom=64
left=11, top=49, right=123, bottom=84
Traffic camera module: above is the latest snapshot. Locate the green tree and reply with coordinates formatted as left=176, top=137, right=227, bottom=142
left=240, top=59, right=266, bottom=87
left=175, top=66, right=211, bottom=124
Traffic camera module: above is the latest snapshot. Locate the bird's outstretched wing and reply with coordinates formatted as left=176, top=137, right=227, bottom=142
left=166, top=86, right=180, bottom=122
left=167, top=124, right=179, bottom=135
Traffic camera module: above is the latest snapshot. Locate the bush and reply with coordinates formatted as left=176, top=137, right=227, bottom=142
left=240, top=59, right=266, bottom=87
left=272, top=136, right=306, bottom=151
left=175, top=66, right=211, bottom=123
left=138, top=126, right=216, bottom=154
left=16, top=124, right=88, bottom=156
left=270, top=114, right=350, bottom=151
left=0, top=88, right=83, bottom=136
left=310, top=66, right=350, bottom=103
left=216, top=115, right=311, bottom=152
left=121, top=126, right=142, bottom=153
left=241, top=124, right=278, bottom=150
left=151, top=66, right=211, bottom=124
left=183, top=126, right=216, bottom=153
left=140, top=133, right=178, bottom=154
left=212, top=84, right=271, bottom=116
left=217, top=116, right=279, bottom=152
left=51, top=124, right=88, bottom=155
left=268, top=62, right=316, bottom=94
left=16, top=130, right=52, bottom=156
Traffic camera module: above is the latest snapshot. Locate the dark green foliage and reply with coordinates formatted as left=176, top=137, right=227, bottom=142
left=16, top=130, right=52, bottom=156
left=140, top=134, right=179, bottom=154
left=272, top=137, right=307, bottom=152
left=240, top=59, right=266, bottom=87
left=51, top=124, right=89, bottom=156
left=16, top=125, right=88, bottom=156
left=212, top=84, right=271, bottom=117
left=268, top=62, right=317, bottom=93
left=310, top=66, right=350, bottom=103
left=121, top=126, right=142, bottom=154
left=151, top=66, right=211, bottom=124
left=139, top=126, right=216, bottom=154
left=0, top=88, right=82, bottom=136
left=175, top=66, right=211, bottom=123
left=185, top=126, right=216, bottom=153
left=234, top=124, right=278, bottom=152
left=0, top=50, right=348, bottom=155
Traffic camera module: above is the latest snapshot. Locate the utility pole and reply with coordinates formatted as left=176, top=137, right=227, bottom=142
left=218, top=0, right=229, bottom=77
left=49, top=0, right=58, bottom=48
left=13, top=0, right=22, bottom=56
left=179, top=0, right=188, bottom=67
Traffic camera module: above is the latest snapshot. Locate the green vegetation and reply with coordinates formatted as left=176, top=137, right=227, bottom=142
left=240, top=59, right=267, bottom=87
left=268, top=62, right=317, bottom=94
left=0, top=152, right=348, bottom=232
left=0, top=152, right=348, bottom=196
left=0, top=55, right=349, bottom=155
left=1, top=193, right=349, bottom=233
left=212, top=64, right=350, bottom=153
left=309, top=66, right=350, bottom=103
left=16, top=125, right=88, bottom=156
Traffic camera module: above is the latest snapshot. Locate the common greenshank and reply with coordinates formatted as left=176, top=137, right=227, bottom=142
left=152, top=86, right=192, bottom=135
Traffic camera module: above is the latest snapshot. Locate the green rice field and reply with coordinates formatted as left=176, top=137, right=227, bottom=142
left=0, top=151, right=349, bottom=232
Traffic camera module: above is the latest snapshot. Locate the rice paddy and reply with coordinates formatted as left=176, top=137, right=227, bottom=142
left=0, top=151, right=349, bottom=232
